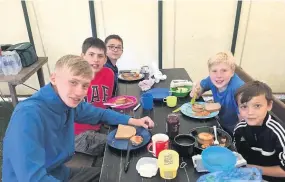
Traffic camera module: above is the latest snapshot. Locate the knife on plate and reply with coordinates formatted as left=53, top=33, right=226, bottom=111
left=124, top=140, right=132, bottom=172
left=103, top=102, right=134, bottom=107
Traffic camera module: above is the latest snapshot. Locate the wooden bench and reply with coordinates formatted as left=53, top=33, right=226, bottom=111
left=235, top=65, right=285, bottom=122
left=65, top=153, right=95, bottom=168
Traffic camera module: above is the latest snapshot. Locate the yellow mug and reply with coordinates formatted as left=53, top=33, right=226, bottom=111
left=163, top=96, right=177, bottom=108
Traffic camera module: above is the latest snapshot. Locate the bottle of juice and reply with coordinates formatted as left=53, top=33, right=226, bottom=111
left=166, top=113, right=180, bottom=139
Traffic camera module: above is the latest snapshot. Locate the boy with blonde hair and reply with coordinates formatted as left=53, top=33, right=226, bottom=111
left=2, top=55, right=154, bottom=182
left=234, top=81, right=285, bottom=182
left=190, top=52, right=244, bottom=133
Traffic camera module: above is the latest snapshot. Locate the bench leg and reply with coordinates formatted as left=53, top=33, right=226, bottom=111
left=37, top=67, right=45, bottom=87
left=8, top=83, right=18, bottom=107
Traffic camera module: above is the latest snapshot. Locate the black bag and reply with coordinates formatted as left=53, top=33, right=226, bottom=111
left=7, top=42, right=38, bottom=67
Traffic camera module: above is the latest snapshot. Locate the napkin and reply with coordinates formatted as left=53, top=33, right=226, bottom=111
left=149, top=62, right=167, bottom=83
left=138, top=79, right=155, bottom=91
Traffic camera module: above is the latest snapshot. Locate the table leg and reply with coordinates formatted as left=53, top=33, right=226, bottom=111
left=8, top=83, right=18, bottom=107
left=37, top=68, right=45, bottom=87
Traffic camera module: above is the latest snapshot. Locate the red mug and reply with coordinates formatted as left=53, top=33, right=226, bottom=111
left=147, top=133, right=169, bottom=157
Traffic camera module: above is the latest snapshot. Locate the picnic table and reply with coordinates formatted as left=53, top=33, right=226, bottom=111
left=0, top=57, right=48, bottom=107
left=99, top=68, right=221, bottom=182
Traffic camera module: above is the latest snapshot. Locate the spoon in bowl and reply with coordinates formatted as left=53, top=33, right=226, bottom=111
left=213, top=126, right=219, bottom=145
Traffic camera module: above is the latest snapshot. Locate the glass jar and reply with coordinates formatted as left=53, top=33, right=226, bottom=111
left=166, top=113, right=180, bottom=139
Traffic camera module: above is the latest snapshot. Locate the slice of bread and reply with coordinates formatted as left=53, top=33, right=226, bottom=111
left=115, top=124, right=136, bottom=139
left=204, top=103, right=221, bottom=112
left=115, top=97, right=127, bottom=104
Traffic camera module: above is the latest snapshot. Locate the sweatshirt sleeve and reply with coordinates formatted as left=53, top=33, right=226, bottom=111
left=5, top=107, right=60, bottom=182
left=74, top=101, right=130, bottom=125
left=271, top=121, right=285, bottom=170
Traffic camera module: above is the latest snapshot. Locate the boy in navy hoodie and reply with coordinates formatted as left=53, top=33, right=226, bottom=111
left=2, top=55, right=154, bottom=182
left=104, top=34, right=124, bottom=96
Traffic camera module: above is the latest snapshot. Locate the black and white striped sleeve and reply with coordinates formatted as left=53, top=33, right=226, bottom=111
left=266, top=119, right=285, bottom=170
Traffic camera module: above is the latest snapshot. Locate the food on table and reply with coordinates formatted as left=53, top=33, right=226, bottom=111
left=204, top=103, right=221, bottom=112
left=194, top=110, right=211, bottom=117
left=115, top=97, right=127, bottom=104
left=122, top=73, right=131, bottom=78
left=176, top=87, right=188, bottom=93
left=192, top=103, right=204, bottom=112
left=133, top=72, right=140, bottom=78
left=130, top=135, right=143, bottom=146
left=197, top=132, right=214, bottom=146
left=121, top=72, right=141, bottom=80
left=196, top=131, right=227, bottom=149
left=115, top=124, right=136, bottom=139
left=191, top=102, right=221, bottom=117
left=114, top=97, right=133, bottom=105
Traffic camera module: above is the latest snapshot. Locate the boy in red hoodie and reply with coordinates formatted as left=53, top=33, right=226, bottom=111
left=74, top=37, right=114, bottom=156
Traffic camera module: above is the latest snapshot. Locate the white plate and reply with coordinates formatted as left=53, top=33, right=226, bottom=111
left=118, top=73, right=144, bottom=81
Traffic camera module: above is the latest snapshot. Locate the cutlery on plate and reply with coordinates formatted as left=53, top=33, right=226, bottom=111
left=124, top=140, right=132, bottom=172
left=133, top=104, right=141, bottom=111
left=213, top=126, right=219, bottom=145
left=172, top=107, right=181, bottom=113
left=103, top=102, right=134, bottom=107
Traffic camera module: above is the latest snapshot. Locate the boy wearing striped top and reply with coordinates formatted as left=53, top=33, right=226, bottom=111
left=234, top=81, right=285, bottom=182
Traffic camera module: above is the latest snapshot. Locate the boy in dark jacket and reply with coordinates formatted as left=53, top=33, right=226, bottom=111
left=234, top=81, right=285, bottom=182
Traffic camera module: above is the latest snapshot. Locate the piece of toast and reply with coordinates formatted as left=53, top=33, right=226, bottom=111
left=115, top=97, right=127, bottom=104
left=204, top=103, right=221, bottom=112
left=115, top=124, right=136, bottom=139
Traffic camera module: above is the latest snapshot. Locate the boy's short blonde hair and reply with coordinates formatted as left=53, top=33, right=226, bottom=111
left=55, top=55, right=93, bottom=79
left=208, top=52, right=236, bottom=71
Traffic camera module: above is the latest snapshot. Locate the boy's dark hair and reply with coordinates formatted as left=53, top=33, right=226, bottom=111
left=82, top=37, right=106, bottom=54
left=105, top=34, right=124, bottom=48
left=235, top=81, right=273, bottom=104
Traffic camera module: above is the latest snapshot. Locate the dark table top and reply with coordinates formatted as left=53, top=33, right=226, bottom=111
left=99, top=68, right=219, bottom=182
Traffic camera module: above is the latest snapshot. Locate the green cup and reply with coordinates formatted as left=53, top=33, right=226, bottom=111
left=163, top=96, right=177, bottom=108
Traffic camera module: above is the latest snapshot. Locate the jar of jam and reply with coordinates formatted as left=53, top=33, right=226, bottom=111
left=166, top=113, right=180, bottom=139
